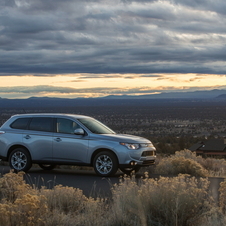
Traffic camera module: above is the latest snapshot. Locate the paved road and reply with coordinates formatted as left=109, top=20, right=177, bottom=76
left=0, top=165, right=225, bottom=202
left=0, top=165, right=123, bottom=198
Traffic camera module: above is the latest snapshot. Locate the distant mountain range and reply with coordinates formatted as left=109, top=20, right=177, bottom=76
left=217, top=94, right=226, bottom=99
left=0, top=89, right=226, bottom=109
left=0, top=89, right=226, bottom=101
left=102, top=89, right=226, bottom=99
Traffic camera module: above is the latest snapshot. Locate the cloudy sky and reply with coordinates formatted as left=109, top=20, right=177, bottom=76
left=0, top=0, right=226, bottom=98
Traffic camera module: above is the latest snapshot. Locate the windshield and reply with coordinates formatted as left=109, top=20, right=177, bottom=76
left=78, top=118, right=115, bottom=134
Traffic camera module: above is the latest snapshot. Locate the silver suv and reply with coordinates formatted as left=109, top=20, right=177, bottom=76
left=0, top=114, right=156, bottom=176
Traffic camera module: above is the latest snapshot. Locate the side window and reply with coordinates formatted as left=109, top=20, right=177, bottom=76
left=29, top=117, right=53, bottom=132
left=10, top=118, right=30, bottom=130
left=56, top=118, right=80, bottom=134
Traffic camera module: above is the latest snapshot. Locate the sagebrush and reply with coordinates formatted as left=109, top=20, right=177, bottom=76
left=0, top=169, right=226, bottom=226
left=154, top=149, right=226, bottom=177
left=1, top=150, right=226, bottom=226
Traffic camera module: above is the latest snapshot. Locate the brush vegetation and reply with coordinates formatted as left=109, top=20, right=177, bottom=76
left=154, top=149, right=226, bottom=177
left=1, top=150, right=226, bottom=226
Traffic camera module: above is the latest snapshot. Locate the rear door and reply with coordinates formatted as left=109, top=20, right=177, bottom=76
left=23, top=117, right=53, bottom=161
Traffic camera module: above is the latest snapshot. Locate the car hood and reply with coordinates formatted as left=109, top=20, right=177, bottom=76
left=90, top=133, right=151, bottom=143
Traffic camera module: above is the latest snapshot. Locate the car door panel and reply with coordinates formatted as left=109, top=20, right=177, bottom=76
left=23, top=131, right=53, bottom=161
left=52, top=133, right=89, bottom=163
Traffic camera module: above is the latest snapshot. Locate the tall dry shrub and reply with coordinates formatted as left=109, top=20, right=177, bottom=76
left=0, top=194, right=47, bottom=226
left=219, top=180, right=226, bottom=214
left=75, top=197, right=108, bottom=226
left=0, top=172, right=109, bottom=226
left=40, top=185, right=108, bottom=226
left=0, top=171, right=33, bottom=202
left=155, top=155, right=208, bottom=177
left=157, top=149, right=226, bottom=177
left=110, top=176, right=143, bottom=226
left=199, top=158, right=226, bottom=177
left=0, top=171, right=48, bottom=226
left=111, top=174, right=213, bottom=226
left=174, top=149, right=199, bottom=160
left=40, top=185, right=87, bottom=214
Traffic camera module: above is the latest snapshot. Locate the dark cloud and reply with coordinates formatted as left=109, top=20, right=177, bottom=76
left=0, top=0, right=225, bottom=75
left=171, top=0, right=226, bottom=15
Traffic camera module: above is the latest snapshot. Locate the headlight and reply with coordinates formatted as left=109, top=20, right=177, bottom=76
left=120, top=142, right=140, bottom=150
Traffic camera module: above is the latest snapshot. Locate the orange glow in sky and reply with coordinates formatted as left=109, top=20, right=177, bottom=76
left=0, top=73, right=226, bottom=98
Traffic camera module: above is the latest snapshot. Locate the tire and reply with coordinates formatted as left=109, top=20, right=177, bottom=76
left=9, top=148, right=32, bottom=172
left=39, top=164, right=56, bottom=170
left=120, top=166, right=141, bottom=175
left=93, top=151, right=118, bottom=177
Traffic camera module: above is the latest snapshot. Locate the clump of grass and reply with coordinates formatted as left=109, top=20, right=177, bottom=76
left=174, top=150, right=226, bottom=177
left=219, top=180, right=226, bottom=214
left=1, top=163, right=226, bottom=226
left=153, top=149, right=226, bottom=177
left=0, top=171, right=108, bottom=226
left=111, top=174, right=213, bottom=226
left=0, top=170, right=33, bottom=202
left=40, top=185, right=87, bottom=214
left=0, top=171, right=47, bottom=226
left=154, top=153, right=208, bottom=177
left=198, top=158, right=226, bottom=177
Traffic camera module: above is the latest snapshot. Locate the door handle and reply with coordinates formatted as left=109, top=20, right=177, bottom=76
left=24, top=135, right=31, bottom=139
left=54, top=138, right=62, bottom=142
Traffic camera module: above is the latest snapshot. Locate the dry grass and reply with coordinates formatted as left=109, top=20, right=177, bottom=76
left=0, top=171, right=109, bottom=226
left=0, top=172, right=47, bottom=226
left=111, top=174, right=215, bottom=226
left=154, top=149, right=226, bottom=177
left=1, top=151, right=226, bottom=226
left=219, top=180, right=226, bottom=214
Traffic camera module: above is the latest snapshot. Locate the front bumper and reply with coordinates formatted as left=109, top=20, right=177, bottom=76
left=120, top=157, right=156, bottom=167
left=117, top=144, right=156, bottom=167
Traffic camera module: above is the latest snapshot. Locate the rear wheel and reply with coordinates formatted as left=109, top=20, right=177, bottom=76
left=93, top=151, right=118, bottom=177
left=39, top=164, right=56, bottom=170
left=9, top=148, right=32, bottom=172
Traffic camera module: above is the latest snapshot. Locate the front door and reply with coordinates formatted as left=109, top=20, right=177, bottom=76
left=52, top=118, right=89, bottom=164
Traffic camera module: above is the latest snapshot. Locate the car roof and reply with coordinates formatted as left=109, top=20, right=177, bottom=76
left=11, top=113, right=91, bottom=120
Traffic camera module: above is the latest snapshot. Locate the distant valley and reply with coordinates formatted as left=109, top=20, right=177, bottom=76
left=1, top=89, right=226, bottom=154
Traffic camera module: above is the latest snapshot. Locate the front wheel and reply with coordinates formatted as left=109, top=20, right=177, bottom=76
left=39, top=164, right=56, bottom=170
left=93, top=151, right=118, bottom=177
left=9, top=148, right=32, bottom=172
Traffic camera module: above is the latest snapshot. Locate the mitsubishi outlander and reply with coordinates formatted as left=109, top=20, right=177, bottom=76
left=0, top=114, right=156, bottom=176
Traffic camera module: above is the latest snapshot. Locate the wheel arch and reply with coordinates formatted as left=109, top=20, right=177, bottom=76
left=91, top=148, right=119, bottom=165
left=7, top=145, right=31, bottom=161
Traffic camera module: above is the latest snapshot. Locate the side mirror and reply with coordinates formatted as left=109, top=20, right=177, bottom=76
left=74, top=128, right=85, bottom=135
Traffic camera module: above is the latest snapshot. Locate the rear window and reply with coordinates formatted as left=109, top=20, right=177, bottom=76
left=29, top=117, right=53, bottom=132
left=10, top=118, right=30, bottom=130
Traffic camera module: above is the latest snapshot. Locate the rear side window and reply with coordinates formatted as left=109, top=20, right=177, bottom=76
left=29, top=117, right=53, bottom=132
left=10, top=118, right=30, bottom=130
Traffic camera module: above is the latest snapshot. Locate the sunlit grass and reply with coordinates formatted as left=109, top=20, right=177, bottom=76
left=153, top=149, right=226, bottom=177
left=1, top=151, right=226, bottom=225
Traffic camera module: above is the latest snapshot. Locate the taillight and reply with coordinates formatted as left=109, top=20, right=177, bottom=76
left=0, top=131, right=5, bottom=135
